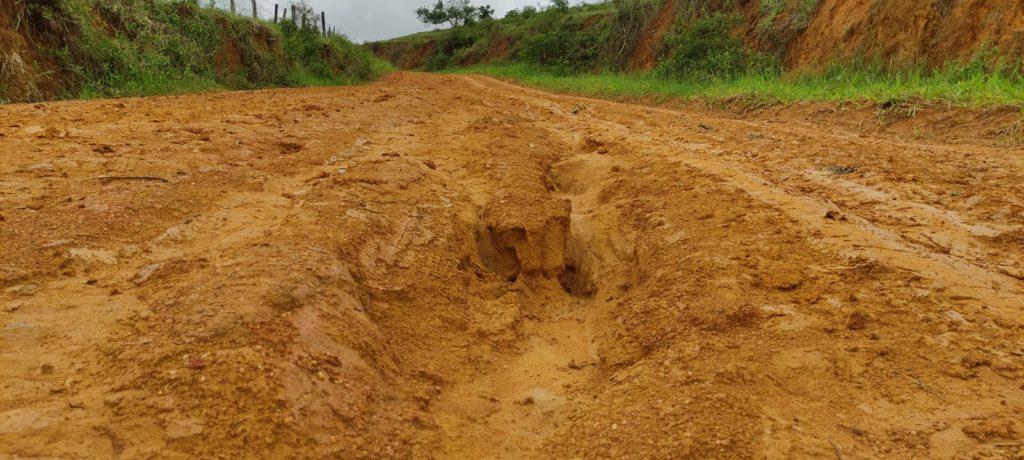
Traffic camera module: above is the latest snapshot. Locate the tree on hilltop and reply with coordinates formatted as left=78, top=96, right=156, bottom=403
left=415, top=0, right=493, bottom=28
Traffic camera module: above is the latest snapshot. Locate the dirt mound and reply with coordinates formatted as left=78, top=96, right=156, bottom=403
left=1, top=72, right=1023, bottom=458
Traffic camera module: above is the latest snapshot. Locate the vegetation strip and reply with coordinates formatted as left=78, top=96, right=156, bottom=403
left=375, top=0, right=1024, bottom=107
left=1, top=0, right=391, bottom=103
left=449, top=63, right=1024, bottom=108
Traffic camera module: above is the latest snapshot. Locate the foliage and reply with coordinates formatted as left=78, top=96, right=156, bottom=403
left=792, top=0, right=820, bottom=29
left=401, top=0, right=637, bottom=75
left=609, top=0, right=664, bottom=63
left=0, top=0, right=390, bottom=102
left=519, top=12, right=610, bottom=75
left=658, top=13, right=780, bottom=82
left=387, top=0, right=1023, bottom=109
left=452, top=63, right=1024, bottom=107
left=478, top=5, right=495, bottom=20
left=757, top=0, right=785, bottom=35
left=421, top=25, right=478, bottom=70
left=415, top=0, right=492, bottom=28
left=551, top=0, right=570, bottom=11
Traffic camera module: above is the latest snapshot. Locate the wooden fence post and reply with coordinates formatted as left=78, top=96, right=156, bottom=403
left=321, top=11, right=326, bottom=37
left=229, top=0, right=235, bottom=14
left=273, top=4, right=278, bottom=23
left=251, top=0, right=257, bottom=19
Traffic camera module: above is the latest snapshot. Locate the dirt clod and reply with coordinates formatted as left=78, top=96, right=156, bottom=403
left=962, top=420, right=1019, bottom=441
left=847, top=310, right=871, bottom=330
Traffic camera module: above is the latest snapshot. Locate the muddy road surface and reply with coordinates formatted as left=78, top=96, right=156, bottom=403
left=1, top=73, right=1023, bottom=459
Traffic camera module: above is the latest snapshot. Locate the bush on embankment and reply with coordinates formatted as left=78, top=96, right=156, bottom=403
left=370, top=0, right=1024, bottom=106
left=0, top=0, right=391, bottom=103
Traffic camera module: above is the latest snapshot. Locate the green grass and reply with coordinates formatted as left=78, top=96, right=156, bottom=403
left=78, top=74, right=223, bottom=99
left=450, top=63, right=1024, bottom=107
left=2, top=0, right=392, bottom=103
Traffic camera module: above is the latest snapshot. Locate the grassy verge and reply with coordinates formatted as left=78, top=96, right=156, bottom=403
left=450, top=63, right=1024, bottom=108
left=1, top=0, right=392, bottom=103
left=381, top=1, right=1022, bottom=109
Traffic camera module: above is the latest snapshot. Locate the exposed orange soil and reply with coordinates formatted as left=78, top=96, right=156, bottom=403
left=1, top=72, right=1023, bottom=459
left=784, top=0, right=1024, bottom=69
left=626, top=0, right=678, bottom=71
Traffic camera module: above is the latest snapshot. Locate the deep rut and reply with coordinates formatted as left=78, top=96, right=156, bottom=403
left=431, top=134, right=626, bottom=458
left=2, top=72, right=1023, bottom=459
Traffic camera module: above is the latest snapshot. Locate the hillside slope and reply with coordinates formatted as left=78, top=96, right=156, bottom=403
left=0, top=0, right=388, bottom=103
left=370, top=0, right=1024, bottom=73
left=759, top=0, right=1024, bottom=69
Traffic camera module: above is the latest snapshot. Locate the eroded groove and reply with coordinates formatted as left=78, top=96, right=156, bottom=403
left=2, top=73, right=1022, bottom=460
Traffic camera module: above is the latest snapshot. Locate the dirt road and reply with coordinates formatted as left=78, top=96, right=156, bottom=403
left=1, top=72, right=1022, bottom=459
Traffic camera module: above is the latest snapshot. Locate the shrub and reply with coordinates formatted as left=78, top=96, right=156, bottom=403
left=657, top=13, right=780, bottom=82
left=610, top=0, right=664, bottom=63
left=518, top=14, right=610, bottom=74
left=792, top=0, right=820, bottom=29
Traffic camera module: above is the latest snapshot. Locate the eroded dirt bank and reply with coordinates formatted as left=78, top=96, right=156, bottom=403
left=1, top=73, right=1023, bottom=459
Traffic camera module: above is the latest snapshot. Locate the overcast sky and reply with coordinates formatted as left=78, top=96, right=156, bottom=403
left=304, top=0, right=589, bottom=43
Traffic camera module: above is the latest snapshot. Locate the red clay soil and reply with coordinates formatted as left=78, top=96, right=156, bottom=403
left=784, top=0, right=1024, bottom=69
left=0, top=4, right=61, bottom=101
left=213, top=37, right=243, bottom=74
left=481, top=34, right=513, bottom=64
left=372, top=40, right=439, bottom=70
left=1, top=72, right=1023, bottom=459
left=626, top=0, right=679, bottom=71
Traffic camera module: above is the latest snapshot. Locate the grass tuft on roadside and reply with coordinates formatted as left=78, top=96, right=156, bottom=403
left=450, top=62, right=1024, bottom=108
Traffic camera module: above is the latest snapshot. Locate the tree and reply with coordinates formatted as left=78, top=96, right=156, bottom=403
left=415, top=0, right=491, bottom=29
left=415, top=1, right=449, bottom=27
left=551, top=0, right=570, bottom=11
left=478, top=5, right=495, bottom=20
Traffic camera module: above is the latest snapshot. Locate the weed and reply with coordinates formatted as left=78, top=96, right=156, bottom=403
left=610, top=0, right=664, bottom=62
left=1005, top=119, right=1024, bottom=144
left=658, top=13, right=780, bottom=83
left=519, top=13, right=610, bottom=75
left=449, top=63, right=1024, bottom=107
left=792, top=0, right=820, bottom=29
left=992, top=110, right=1024, bottom=145
left=757, top=0, right=785, bottom=35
